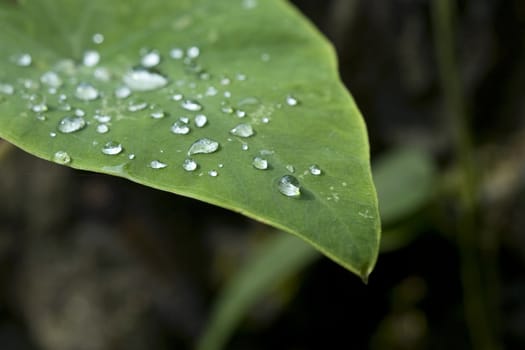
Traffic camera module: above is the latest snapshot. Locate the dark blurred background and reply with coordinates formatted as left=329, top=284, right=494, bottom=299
left=1, top=0, right=525, bottom=349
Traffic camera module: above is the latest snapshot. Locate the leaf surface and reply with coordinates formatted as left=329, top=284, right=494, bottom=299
left=0, top=0, right=380, bottom=277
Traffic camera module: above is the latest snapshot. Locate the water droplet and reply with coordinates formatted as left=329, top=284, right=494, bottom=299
left=35, top=114, right=46, bottom=121
left=128, top=101, right=148, bottom=112
left=236, top=73, right=247, bottom=81
left=309, top=164, right=322, bottom=175
left=150, top=110, right=166, bottom=119
left=208, top=170, right=218, bottom=177
left=188, top=138, right=219, bottom=155
left=53, top=150, right=71, bottom=165
left=92, top=33, right=104, bottom=44
left=180, top=116, right=190, bottom=123
left=230, top=123, right=254, bottom=138
left=75, top=109, right=85, bottom=117
left=243, top=0, right=258, bottom=9
left=194, top=114, right=207, bottom=127
left=0, top=83, right=14, bottom=95
left=96, top=124, right=109, bottom=134
left=221, top=104, right=234, bottom=114
left=115, top=86, right=132, bottom=99
left=94, top=114, right=111, bottom=123
left=252, top=157, right=268, bottom=170
left=220, top=77, right=231, bottom=85
left=40, top=71, right=62, bottom=88
left=94, top=67, right=111, bottom=81
left=172, top=93, right=184, bottom=101
left=286, top=95, right=299, bottom=106
left=278, top=175, right=301, bottom=197
left=75, top=83, right=99, bottom=101
left=58, top=115, right=86, bottom=133
left=49, top=132, right=57, bottom=138
left=286, top=164, right=295, bottom=173
left=236, top=110, right=246, bottom=118
left=187, top=46, right=200, bottom=59
left=171, top=119, right=190, bottom=135
left=170, top=48, right=184, bottom=59
left=141, top=50, right=161, bottom=68
left=224, top=91, right=232, bottom=98
left=123, top=68, right=168, bottom=91
left=83, top=50, right=100, bottom=67
left=128, top=154, right=136, bottom=160
left=241, top=143, right=249, bottom=151
left=182, top=158, right=198, bottom=171
left=260, top=149, right=274, bottom=156
left=262, top=117, right=270, bottom=124
left=261, top=53, right=270, bottom=62
left=31, top=102, right=48, bottom=113
left=102, top=141, right=123, bottom=155
left=181, top=99, right=202, bottom=111
left=205, top=86, right=218, bottom=96
left=14, top=53, right=32, bottom=67
left=150, top=160, right=167, bottom=169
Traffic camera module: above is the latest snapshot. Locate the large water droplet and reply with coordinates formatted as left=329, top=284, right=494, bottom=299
left=309, top=164, right=322, bottom=175
left=53, top=150, right=71, bottom=165
left=182, top=158, right=198, bottom=172
left=188, top=138, right=219, bottom=155
left=252, top=157, right=268, bottom=170
left=58, top=115, right=86, bottom=133
left=230, top=123, right=254, bottom=138
left=75, top=83, right=99, bottom=101
left=83, top=50, right=100, bottom=67
left=40, top=71, right=62, bottom=88
left=141, top=50, right=161, bottom=68
left=171, top=119, right=191, bottom=135
left=102, top=141, right=123, bottom=155
left=181, top=99, right=203, bottom=111
left=278, top=175, right=301, bottom=197
left=194, top=114, right=207, bottom=127
left=150, top=160, right=167, bottom=169
left=14, top=53, right=32, bottom=67
left=0, top=83, right=14, bottom=95
left=123, top=68, right=168, bottom=91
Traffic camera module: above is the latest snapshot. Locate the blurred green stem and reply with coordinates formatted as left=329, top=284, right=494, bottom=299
left=431, top=1, right=500, bottom=350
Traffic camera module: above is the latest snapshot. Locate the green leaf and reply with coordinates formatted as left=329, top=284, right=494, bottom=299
left=0, top=0, right=380, bottom=277
left=197, top=232, right=319, bottom=350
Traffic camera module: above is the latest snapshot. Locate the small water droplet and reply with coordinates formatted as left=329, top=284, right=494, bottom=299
left=243, top=0, right=258, bottom=9
left=262, top=117, right=270, bottom=124
left=115, top=86, right=132, bottom=99
left=236, top=73, right=247, bottom=81
left=150, top=110, right=166, bottom=119
left=278, top=175, right=301, bottom=197
left=0, top=83, right=14, bottom=95
left=182, top=158, right=198, bottom=171
left=170, top=48, right=184, bottom=59
left=49, top=132, right=57, bottom=138
left=83, top=50, right=100, bottom=67
left=128, top=101, right=148, bottom=112
left=171, top=119, right=190, bottom=135
left=58, top=115, right=86, bottom=133
left=208, top=170, right=218, bottom=177
left=141, top=50, right=161, bottom=68
left=252, top=157, right=268, bottom=170
left=286, top=164, right=295, bottom=173
left=14, top=53, right=32, bottom=67
left=220, top=77, right=231, bottom=85
left=221, top=104, right=234, bottom=114
left=128, top=154, right=136, bottom=160
left=223, top=91, right=232, bottom=98
left=96, top=124, right=109, bottom=134
left=75, top=83, right=99, bottom=101
left=31, top=102, right=48, bottom=113
left=236, top=110, right=246, bottom=118
left=74, top=109, right=85, bottom=117
left=172, top=93, right=184, bottom=101
left=181, top=99, right=202, bottom=111
left=150, top=160, right=167, bottom=169
left=309, top=164, right=322, bottom=175
left=102, top=141, right=123, bottom=155
left=35, top=113, right=46, bottom=121
left=205, top=86, right=218, bottom=96
left=40, top=71, right=62, bottom=88
left=194, top=114, right=207, bottom=127
left=180, top=116, right=190, bottom=123
left=187, top=46, right=200, bottom=59
left=261, top=53, right=270, bottom=62
left=286, top=95, right=299, bottom=106
left=188, top=138, right=219, bottom=155
left=241, top=143, right=249, bottom=151
left=53, top=150, right=71, bottom=165
left=123, top=68, right=168, bottom=91
left=92, top=33, right=104, bottom=44
left=94, top=67, right=111, bottom=81
left=230, top=123, right=254, bottom=138
left=94, top=114, right=111, bottom=123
